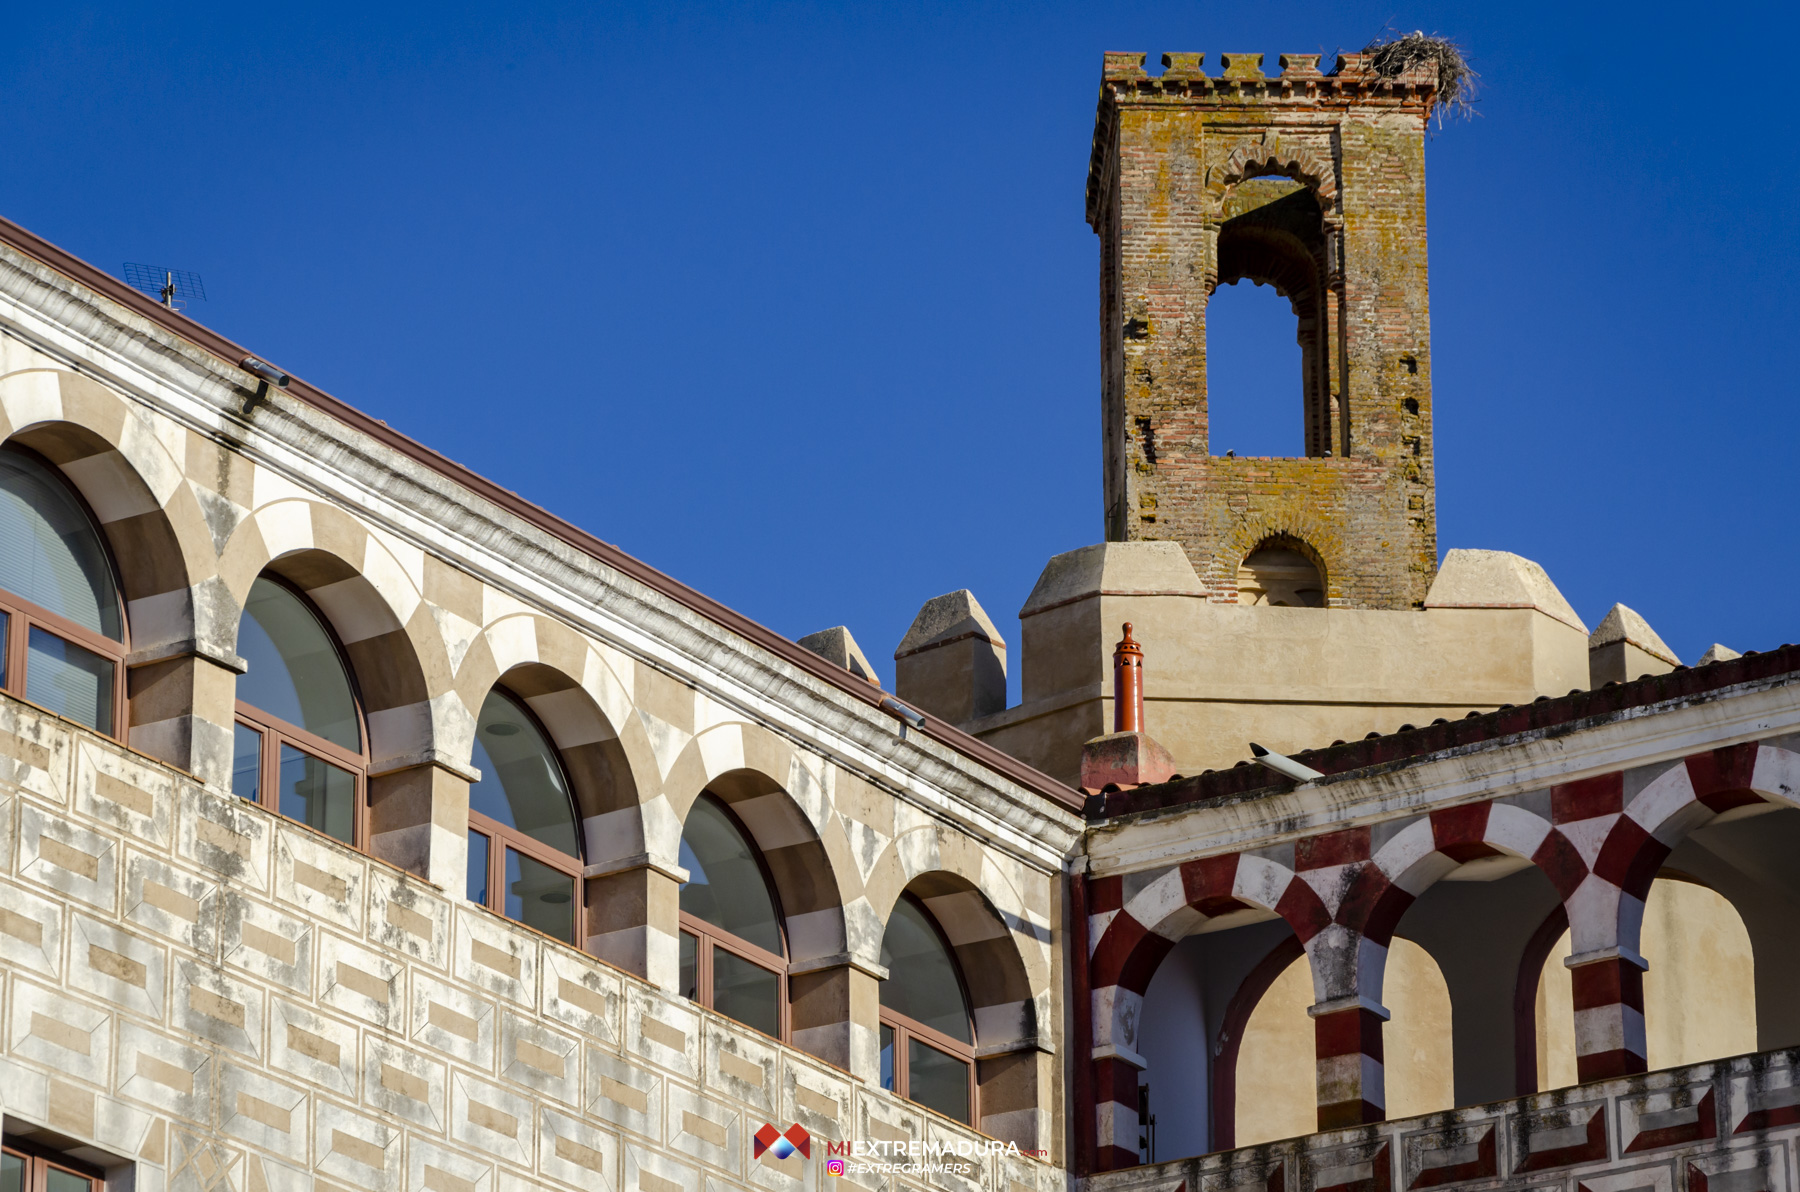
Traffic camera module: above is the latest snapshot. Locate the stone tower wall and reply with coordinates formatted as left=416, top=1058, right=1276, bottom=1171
left=1088, top=51, right=1438, bottom=609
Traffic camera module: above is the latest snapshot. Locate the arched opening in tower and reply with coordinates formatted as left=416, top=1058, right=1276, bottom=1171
left=1206, top=178, right=1333, bottom=459
left=1237, top=538, right=1326, bottom=607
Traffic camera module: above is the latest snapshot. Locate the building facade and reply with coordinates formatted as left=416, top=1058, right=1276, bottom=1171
left=0, top=42, right=1794, bottom=1192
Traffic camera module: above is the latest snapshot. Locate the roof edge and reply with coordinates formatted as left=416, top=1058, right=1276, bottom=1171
left=0, top=213, right=1083, bottom=813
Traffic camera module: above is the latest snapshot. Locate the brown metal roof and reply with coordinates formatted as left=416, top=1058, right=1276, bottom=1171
left=0, top=213, right=1084, bottom=813
left=1083, top=644, right=1800, bottom=821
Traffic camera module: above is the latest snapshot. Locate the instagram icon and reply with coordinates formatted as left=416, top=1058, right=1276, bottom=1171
left=826, top=1160, right=846, bottom=1177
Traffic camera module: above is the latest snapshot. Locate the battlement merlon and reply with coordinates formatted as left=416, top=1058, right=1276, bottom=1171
left=1085, top=51, right=1439, bottom=229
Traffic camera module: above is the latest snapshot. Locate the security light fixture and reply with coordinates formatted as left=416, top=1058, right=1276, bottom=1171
left=241, top=357, right=290, bottom=388
left=879, top=697, right=926, bottom=730
left=1249, top=742, right=1324, bottom=783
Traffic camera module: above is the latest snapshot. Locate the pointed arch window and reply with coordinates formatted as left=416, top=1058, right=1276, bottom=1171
left=466, top=688, right=584, bottom=943
left=0, top=444, right=127, bottom=736
left=879, top=894, right=977, bottom=1124
left=231, top=575, right=367, bottom=845
left=678, top=793, right=787, bottom=1039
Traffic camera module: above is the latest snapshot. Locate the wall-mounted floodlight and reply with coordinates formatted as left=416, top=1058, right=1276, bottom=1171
left=241, top=357, right=290, bottom=388
left=1250, top=742, right=1324, bottom=783
left=879, top=697, right=927, bottom=731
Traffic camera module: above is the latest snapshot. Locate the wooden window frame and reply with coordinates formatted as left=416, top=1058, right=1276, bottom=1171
left=878, top=892, right=980, bottom=1126
left=2, top=1136, right=106, bottom=1191
left=0, top=588, right=128, bottom=740
left=0, top=446, right=129, bottom=740
left=678, top=791, right=790, bottom=1043
left=465, top=686, right=586, bottom=945
left=233, top=575, right=369, bottom=847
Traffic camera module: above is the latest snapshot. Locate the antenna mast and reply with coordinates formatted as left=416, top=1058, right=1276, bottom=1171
left=123, top=263, right=206, bottom=313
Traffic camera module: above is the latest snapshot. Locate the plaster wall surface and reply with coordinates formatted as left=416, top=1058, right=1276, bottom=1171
left=971, top=544, right=1589, bottom=780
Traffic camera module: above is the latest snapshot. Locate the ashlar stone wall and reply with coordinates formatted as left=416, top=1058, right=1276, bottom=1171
left=0, top=694, right=1060, bottom=1192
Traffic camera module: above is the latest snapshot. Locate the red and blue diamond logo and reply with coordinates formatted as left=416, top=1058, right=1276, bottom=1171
left=753, top=1123, right=811, bottom=1160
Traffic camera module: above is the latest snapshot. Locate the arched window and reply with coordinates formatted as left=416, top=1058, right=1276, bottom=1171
left=678, top=793, right=786, bottom=1039
left=0, top=444, right=126, bottom=735
left=879, top=894, right=977, bottom=1124
left=466, top=688, right=583, bottom=943
left=232, top=575, right=366, bottom=845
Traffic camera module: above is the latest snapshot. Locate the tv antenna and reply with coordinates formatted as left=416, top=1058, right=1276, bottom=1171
left=123, top=263, right=206, bottom=313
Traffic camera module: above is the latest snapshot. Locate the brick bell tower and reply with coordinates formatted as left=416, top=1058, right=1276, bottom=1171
left=1088, top=50, right=1438, bottom=609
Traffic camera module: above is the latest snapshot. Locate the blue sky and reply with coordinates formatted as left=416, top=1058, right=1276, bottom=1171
left=8, top=2, right=1796, bottom=694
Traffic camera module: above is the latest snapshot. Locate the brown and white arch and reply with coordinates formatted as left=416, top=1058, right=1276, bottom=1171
left=0, top=369, right=226, bottom=783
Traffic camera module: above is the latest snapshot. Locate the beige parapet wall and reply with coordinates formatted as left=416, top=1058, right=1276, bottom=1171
left=968, top=543, right=1592, bottom=780
left=0, top=692, right=1059, bottom=1192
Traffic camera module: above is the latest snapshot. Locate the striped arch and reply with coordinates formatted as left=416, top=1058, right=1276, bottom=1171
left=451, top=612, right=654, bottom=868
left=662, top=723, right=858, bottom=967
left=0, top=369, right=220, bottom=645
left=863, top=831, right=1054, bottom=1151
left=219, top=498, right=452, bottom=768
left=863, top=828, right=1052, bottom=1049
left=1089, top=853, right=1326, bottom=1058
left=1085, top=853, right=1327, bottom=1167
left=1580, top=743, right=1800, bottom=960
left=1524, top=743, right=1800, bottom=1083
left=1340, top=803, right=1556, bottom=999
left=0, top=368, right=226, bottom=775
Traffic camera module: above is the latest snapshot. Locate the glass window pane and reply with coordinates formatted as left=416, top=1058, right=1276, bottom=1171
left=879, top=897, right=972, bottom=1042
left=713, top=948, right=780, bottom=1038
left=467, top=830, right=490, bottom=907
left=505, top=847, right=574, bottom=941
left=907, top=1039, right=970, bottom=1123
left=45, top=1166, right=94, bottom=1192
left=237, top=577, right=360, bottom=750
left=0, top=1153, right=22, bottom=1192
left=468, top=689, right=579, bottom=857
left=0, top=446, right=122, bottom=639
left=232, top=723, right=262, bottom=801
left=880, top=1024, right=896, bottom=1092
left=277, top=744, right=356, bottom=844
left=26, top=626, right=113, bottom=734
left=0, top=608, right=9, bottom=686
left=679, top=931, right=699, bottom=1001
left=678, top=796, right=783, bottom=955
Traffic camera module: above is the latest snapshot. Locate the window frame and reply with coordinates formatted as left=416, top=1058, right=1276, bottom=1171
left=2, top=1136, right=106, bottom=1192
left=0, top=444, right=129, bottom=740
left=232, top=573, right=370, bottom=847
left=878, top=892, right=980, bottom=1126
left=465, top=686, right=586, bottom=945
left=678, top=791, right=790, bottom=1043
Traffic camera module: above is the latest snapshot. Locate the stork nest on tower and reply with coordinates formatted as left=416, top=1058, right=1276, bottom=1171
left=1362, top=30, right=1477, bottom=122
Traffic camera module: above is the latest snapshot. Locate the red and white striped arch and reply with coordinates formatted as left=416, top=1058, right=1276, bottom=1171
left=1086, top=853, right=1328, bottom=1170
